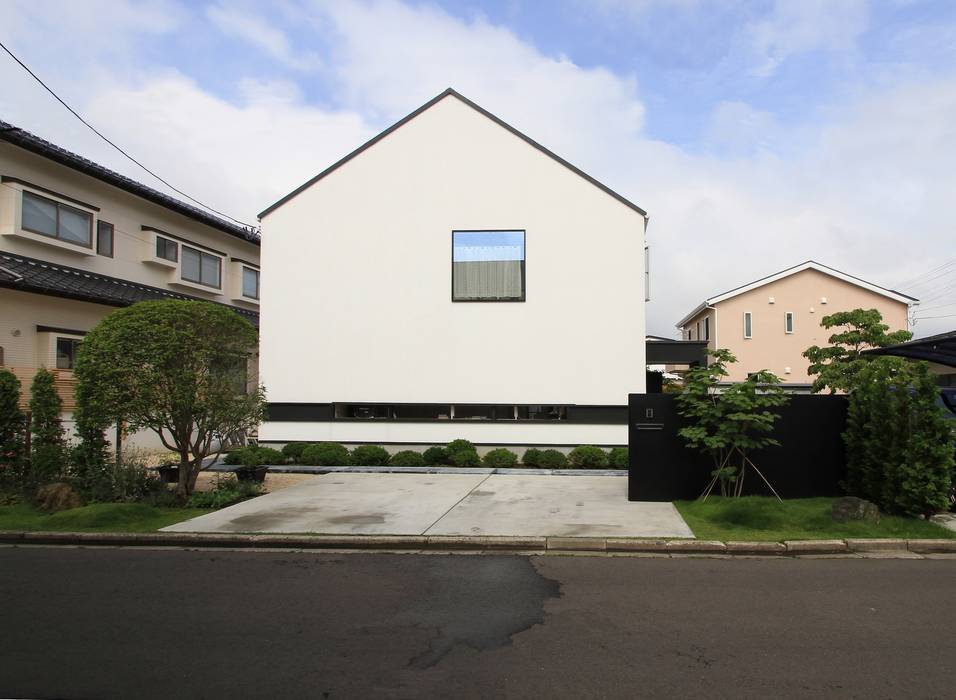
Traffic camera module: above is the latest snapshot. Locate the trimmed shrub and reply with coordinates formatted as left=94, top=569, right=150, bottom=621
left=389, top=450, right=425, bottom=467
left=241, top=446, right=284, bottom=467
left=187, top=476, right=262, bottom=508
left=29, top=368, right=66, bottom=485
left=608, top=447, right=629, bottom=469
left=568, top=446, right=608, bottom=469
left=0, top=369, right=26, bottom=489
left=301, top=442, right=351, bottom=466
left=447, top=439, right=476, bottom=455
left=222, top=449, right=246, bottom=465
left=449, top=449, right=481, bottom=467
left=522, top=448, right=543, bottom=467
left=422, top=446, right=450, bottom=466
left=351, top=444, right=391, bottom=467
left=483, top=448, right=518, bottom=468
left=538, top=449, right=568, bottom=469
left=281, top=442, right=308, bottom=464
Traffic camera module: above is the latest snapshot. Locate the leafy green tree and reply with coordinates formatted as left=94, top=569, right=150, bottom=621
left=803, top=308, right=912, bottom=394
left=0, top=369, right=26, bottom=488
left=73, top=300, right=265, bottom=499
left=29, top=368, right=66, bottom=484
left=675, top=349, right=790, bottom=498
left=844, top=357, right=953, bottom=517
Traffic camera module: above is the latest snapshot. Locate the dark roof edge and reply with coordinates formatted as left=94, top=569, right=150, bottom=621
left=0, top=121, right=260, bottom=246
left=258, top=88, right=647, bottom=219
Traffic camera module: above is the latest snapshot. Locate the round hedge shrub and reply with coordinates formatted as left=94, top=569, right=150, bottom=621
left=449, top=449, right=481, bottom=467
left=568, top=445, right=608, bottom=469
left=281, top=442, right=308, bottom=464
left=300, top=442, right=351, bottom=466
left=538, top=449, right=568, bottom=469
left=521, top=448, right=543, bottom=467
left=389, top=450, right=425, bottom=467
left=222, top=449, right=246, bottom=465
left=350, top=444, right=391, bottom=467
left=483, top=448, right=518, bottom=468
left=608, top=447, right=629, bottom=469
left=447, top=439, right=476, bottom=455
left=241, top=446, right=284, bottom=467
left=422, top=446, right=449, bottom=466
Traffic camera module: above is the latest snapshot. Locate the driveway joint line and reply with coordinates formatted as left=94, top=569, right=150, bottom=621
left=420, top=473, right=494, bottom=536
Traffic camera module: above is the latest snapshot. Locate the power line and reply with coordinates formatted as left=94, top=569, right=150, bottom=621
left=0, top=40, right=256, bottom=230
left=897, top=258, right=956, bottom=289
left=913, top=313, right=956, bottom=321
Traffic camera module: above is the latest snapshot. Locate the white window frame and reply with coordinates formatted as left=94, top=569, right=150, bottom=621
left=785, top=311, right=794, bottom=334
left=744, top=311, right=753, bottom=339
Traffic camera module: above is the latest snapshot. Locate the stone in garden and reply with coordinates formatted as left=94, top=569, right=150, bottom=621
left=831, top=496, right=880, bottom=523
left=35, top=482, right=86, bottom=512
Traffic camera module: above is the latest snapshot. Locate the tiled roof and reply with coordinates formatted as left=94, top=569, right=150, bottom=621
left=0, top=121, right=260, bottom=246
left=0, top=251, right=259, bottom=327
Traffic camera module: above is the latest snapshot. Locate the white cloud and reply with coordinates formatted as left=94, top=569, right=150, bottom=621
left=205, top=3, right=322, bottom=71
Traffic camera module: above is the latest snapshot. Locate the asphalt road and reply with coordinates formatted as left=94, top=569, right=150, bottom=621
left=2, top=548, right=955, bottom=699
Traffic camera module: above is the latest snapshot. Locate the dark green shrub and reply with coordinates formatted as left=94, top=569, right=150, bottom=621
left=29, top=368, right=66, bottom=485
left=281, top=442, right=308, bottom=463
left=422, top=446, right=449, bottom=466
left=447, top=439, right=476, bottom=455
left=350, top=444, right=391, bottom=466
left=241, top=446, right=284, bottom=466
left=568, top=446, right=608, bottom=469
left=538, top=449, right=568, bottom=469
left=483, top=448, right=518, bottom=468
left=608, top=447, right=629, bottom=469
left=521, top=448, right=543, bottom=467
left=449, top=449, right=481, bottom=467
left=187, top=476, right=262, bottom=508
left=301, top=442, right=351, bottom=466
left=222, top=449, right=246, bottom=465
left=389, top=450, right=425, bottom=467
left=0, top=369, right=26, bottom=489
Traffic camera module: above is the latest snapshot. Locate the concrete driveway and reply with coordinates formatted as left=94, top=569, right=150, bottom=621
left=163, top=472, right=694, bottom=538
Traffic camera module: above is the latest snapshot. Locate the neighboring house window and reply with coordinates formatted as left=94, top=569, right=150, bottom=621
left=22, top=190, right=92, bottom=247
left=744, top=312, right=753, bottom=339
left=242, top=266, right=260, bottom=299
left=156, top=236, right=178, bottom=262
left=96, top=221, right=114, bottom=257
left=56, top=337, right=81, bottom=370
left=703, top=317, right=710, bottom=341
left=696, top=322, right=701, bottom=340
left=452, top=230, right=525, bottom=301
left=785, top=312, right=794, bottom=334
left=181, top=245, right=221, bottom=288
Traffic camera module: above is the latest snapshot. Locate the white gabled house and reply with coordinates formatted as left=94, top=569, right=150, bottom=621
left=258, top=88, right=648, bottom=450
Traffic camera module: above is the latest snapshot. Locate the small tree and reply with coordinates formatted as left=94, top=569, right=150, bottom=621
left=675, top=349, right=789, bottom=499
left=0, top=369, right=26, bottom=488
left=29, top=368, right=66, bottom=484
left=803, top=308, right=912, bottom=394
left=844, top=358, right=953, bottom=517
left=74, top=300, right=266, bottom=499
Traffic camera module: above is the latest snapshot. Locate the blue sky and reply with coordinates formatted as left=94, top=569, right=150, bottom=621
left=1, top=0, right=954, bottom=335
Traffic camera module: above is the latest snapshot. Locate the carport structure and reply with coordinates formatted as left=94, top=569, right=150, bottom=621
left=865, top=330, right=956, bottom=385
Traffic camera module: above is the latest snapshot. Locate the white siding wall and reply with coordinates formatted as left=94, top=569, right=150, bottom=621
left=259, top=95, right=646, bottom=445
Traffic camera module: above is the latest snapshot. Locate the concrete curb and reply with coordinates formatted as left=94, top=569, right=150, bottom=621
left=2, top=531, right=954, bottom=557
left=207, top=465, right=628, bottom=477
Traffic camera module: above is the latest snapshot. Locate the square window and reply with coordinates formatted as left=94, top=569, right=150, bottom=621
left=22, top=192, right=57, bottom=237
left=452, top=230, right=525, bottom=301
left=156, top=236, right=178, bottom=262
left=97, top=221, right=114, bottom=257
left=56, top=337, right=81, bottom=370
left=181, top=245, right=221, bottom=288
left=242, top=266, right=259, bottom=299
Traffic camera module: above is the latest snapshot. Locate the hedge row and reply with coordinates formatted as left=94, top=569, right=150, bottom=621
left=224, top=441, right=629, bottom=469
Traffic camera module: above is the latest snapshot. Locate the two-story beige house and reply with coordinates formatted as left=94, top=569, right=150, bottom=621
left=676, top=261, right=917, bottom=388
left=0, top=120, right=260, bottom=443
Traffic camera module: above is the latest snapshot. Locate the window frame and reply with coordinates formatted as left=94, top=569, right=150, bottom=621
left=241, top=265, right=260, bottom=300
left=155, top=235, right=178, bottom=262
left=96, top=220, right=114, bottom=258
left=743, top=311, right=753, bottom=339
left=785, top=311, right=794, bottom=334
left=181, top=244, right=222, bottom=289
left=703, top=316, right=710, bottom=341
left=451, top=229, right=526, bottom=303
left=21, top=190, right=93, bottom=249
left=55, top=336, right=82, bottom=370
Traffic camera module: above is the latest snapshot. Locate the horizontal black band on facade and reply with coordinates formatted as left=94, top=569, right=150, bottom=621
left=265, top=403, right=629, bottom=424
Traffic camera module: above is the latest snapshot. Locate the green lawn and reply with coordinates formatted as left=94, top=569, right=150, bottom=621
left=0, top=503, right=205, bottom=533
left=674, top=497, right=956, bottom=542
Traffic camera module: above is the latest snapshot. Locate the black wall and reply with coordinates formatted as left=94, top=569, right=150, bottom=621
left=628, top=393, right=848, bottom=501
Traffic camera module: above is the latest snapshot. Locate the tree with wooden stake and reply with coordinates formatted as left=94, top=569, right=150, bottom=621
left=73, top=300, right=265, bottom=500
left=675, top=349, right=789, bottom=500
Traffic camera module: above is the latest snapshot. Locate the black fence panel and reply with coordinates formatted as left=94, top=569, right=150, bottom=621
left=628, top=393, right=848, bottom=501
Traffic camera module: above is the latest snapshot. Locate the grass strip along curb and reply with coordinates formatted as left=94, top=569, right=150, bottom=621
left=2, top=531, right=956, bottom=555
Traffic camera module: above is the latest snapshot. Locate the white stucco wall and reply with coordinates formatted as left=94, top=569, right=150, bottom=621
left=259, top=94, right=646, bottom=445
